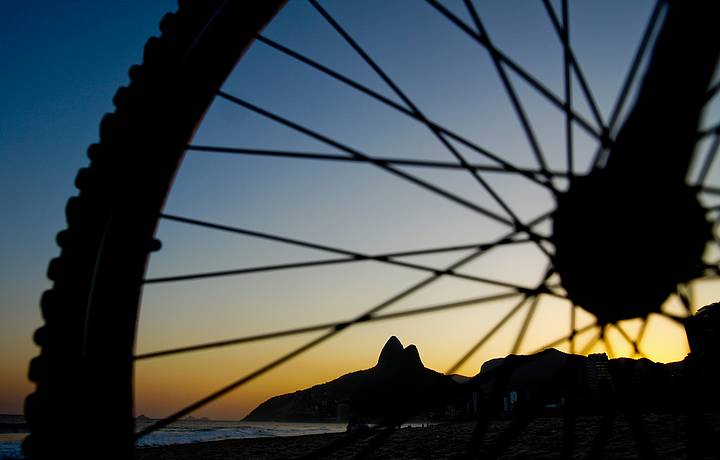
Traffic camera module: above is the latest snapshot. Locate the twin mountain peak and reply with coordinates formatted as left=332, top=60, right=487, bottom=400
left=244, top=336, right=455, bottom=422
left=376, top=335, right=423, bottom=370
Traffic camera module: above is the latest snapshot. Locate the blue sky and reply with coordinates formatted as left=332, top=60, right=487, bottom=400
left=2, top=0, right=717, bottom=419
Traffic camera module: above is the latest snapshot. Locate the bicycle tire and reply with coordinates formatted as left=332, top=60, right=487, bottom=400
left=24, top=2, right=286, bottom=458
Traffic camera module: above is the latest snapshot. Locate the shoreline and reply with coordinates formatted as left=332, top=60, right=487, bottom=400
left=136, top=423, right=472, bottom=460
left=136, top=414, right=720, bottom=459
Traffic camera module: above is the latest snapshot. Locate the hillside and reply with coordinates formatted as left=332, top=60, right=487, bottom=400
left=244, top=336, right=461, bottom=423
left=244, top=304, right=720, bottom=423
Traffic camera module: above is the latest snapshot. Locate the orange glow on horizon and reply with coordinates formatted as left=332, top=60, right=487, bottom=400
left=133, top=287, right=706, bottom=420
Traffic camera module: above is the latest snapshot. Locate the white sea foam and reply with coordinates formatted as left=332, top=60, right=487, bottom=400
left=135, top=420, right=346, bottom=448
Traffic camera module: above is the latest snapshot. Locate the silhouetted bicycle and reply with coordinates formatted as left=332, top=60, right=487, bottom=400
left=25, top=1, right=720, bottom=458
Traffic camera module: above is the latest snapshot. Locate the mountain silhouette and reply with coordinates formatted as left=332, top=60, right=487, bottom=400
left=244, top=306, right=719, bottom=423
left=243, top=336, right=460, bottom=423
left=377, top=336, right=423, bottom=371
left=467, top=346, right=694, bottom=415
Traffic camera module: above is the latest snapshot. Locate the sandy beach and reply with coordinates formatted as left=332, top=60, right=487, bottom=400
left=136, top=414, right=719, bottom=459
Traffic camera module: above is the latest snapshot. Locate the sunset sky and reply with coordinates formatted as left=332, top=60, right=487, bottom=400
left=3, top=0, right=720, bottom=421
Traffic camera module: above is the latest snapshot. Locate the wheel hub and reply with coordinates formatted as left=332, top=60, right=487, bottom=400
left=551, top=173, right=711, bottom=325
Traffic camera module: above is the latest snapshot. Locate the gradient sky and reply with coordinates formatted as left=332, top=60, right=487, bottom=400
left=3, top=0, right=720, bottom=421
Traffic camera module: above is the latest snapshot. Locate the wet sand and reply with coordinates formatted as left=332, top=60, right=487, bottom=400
left=136, top=414, right=719, bottom=459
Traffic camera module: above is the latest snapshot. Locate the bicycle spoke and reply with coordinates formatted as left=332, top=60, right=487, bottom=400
left=705, top=80, right=720, bottom=104
left=361, top=291, right=523, bottom=322
left=218, top=91, right=516, bottom=226
left=134, top=328, right=338, bottom=440
left=676, top=285, right=693, bottom=314
left=425, top=0, right=601, bottom=141
left=592, top=0, right=666, bottom=168
left=311, top=0, right=552, bottom=236
left=607, top=0, right=665, bottom=132
left=136, top=322, right=335, bottom=361
left=542, top=0, right=606, bottom=132
left=569, top=303, right=576, bottom=354
left=601, top=326, right=615, bottom=359
left=143, top=257, right=353, bottom=284
left=145, top=254, right=532, bottom=289
left=699, top=122, right=720, bottom=139
left=561, top=0, right=574, bottom=178
left=135, top=222, right=540, bottom=438
left=137, top=211, right=552, bottom=436
left=456, top=321, right=597, bottom=390
left=580, top=328, right=602, bottom=355
left=660, top=311, right=687, bottom=327
left=255, top=34, right=554, bottom=189
left=613, top=323, right=643, bottom=358
left=148, top=217, right=535, bottom=289
left=254, top=34, right=407, bottom=111
left=543, top=0, right=615, bottom=178
left=160, top=212, right=528, bottom=259
left=458, top=0, right=563, bottom=259
left=510, top=265, right=554, bottom=354
left=592, top=0, right=665, bottom=167
left=528, top=322, right=597, bottom=355
left=446, top=264, right=558, bottom=373
left=135, top=290, right=522, bottom=360
left=445, top=295, right=529, bottom=374
left=186, top=144, right=567, bottom=177
left=464, top=0, right=549, bottom=175
left=591, top=0, right=665, bottom=168
left=542, top=284, right=569, bottom=302
left=394, top=240, right=535, bottom=258
left=511, top=289, right=540, bottom=354
left=701, top=185, right=720, bottom=196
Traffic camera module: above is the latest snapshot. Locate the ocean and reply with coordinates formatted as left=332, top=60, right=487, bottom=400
left=0, top=414, right=346, bottom=459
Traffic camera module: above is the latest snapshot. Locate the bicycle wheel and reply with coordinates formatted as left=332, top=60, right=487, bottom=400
left=25, top=0, right=720, bottom=458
